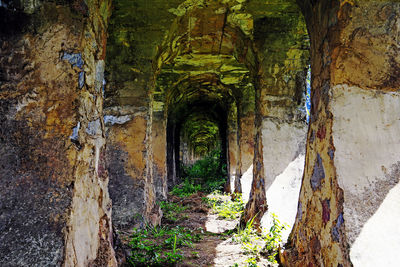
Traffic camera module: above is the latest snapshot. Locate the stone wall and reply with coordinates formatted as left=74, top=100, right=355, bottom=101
left=241, top=5, right=309, bottom=226
left=283, top=1, right=400, bottom=266
left=0, top=0, right=116, bottom=266
left=4, top=1, right=399, bottom=265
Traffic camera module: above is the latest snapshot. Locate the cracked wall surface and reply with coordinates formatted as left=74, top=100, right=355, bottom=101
left=0, top=0, right=116, bottom=266
left=282, top=1, right=400, bottom=266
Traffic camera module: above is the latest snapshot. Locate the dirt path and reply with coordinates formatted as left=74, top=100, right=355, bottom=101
left=117, top=192, right=278, bottom=267
left=166, top=193, right=276, bottom=267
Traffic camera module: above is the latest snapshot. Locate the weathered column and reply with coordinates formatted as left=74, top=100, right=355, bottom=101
left=241, top=77, right=268, bottom=226
left=283, top=1, right=400, bottom=266
left=226, top=102, right=240, bottom=193
left=242, top=12, right=309, bottom=226
left=235, top=87, right=256, bottom=198
left=259, top=67, right=308, bottom=189
left=0, top=0, right=116, bottom=266
left=152, top=107, right=168, bottom=202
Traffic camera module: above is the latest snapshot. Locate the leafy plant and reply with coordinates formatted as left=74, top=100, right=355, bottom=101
left=170, top=178, right=202, bottom=197
left=242, top=242, right=260, bottom=256
left=233, top=214, right=258, bottom=244
left=245, top=257, right=258, bottom=267
left=159, top=201, right=188, bottom=222
left=261, top=213, right=288, bottom=263
left=232, top=213, right=287, bottom=265
left=204, top=192, right=245, bottom=220
left=128, top=228, right=163, bottom=265
left=128, top=225, right=201, bottom=266
left=163, top=226, right=202, bottom=248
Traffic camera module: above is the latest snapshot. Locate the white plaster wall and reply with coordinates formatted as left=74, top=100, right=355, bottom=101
left=350, top=181, right=400, bottom=267
left=331, top=85, right=400, bottom=266
left=239, top=154, right=305, bottom=244
left=261, top=119, right=307, bottom=190
left=261, top=154, right=305, bottom=242
left=240, top=164, right=253, bottom=202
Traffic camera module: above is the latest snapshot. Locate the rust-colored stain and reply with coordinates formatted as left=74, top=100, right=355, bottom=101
left=113, top=116, right=147, bottom=178
left=322, top=199, right=331, bottom=224
left=317, top=125, right=326, bottom=140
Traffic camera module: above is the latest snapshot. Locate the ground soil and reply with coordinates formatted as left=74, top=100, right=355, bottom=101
left=116, top=192, right=278, bottom=267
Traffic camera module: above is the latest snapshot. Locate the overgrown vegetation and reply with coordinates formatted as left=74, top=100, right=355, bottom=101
left=204, top=192, right=245, bottom=220
left=176, top=148, right=227, bottom=195
left=231, top=213, right=288, bottom=266
left=128, top=149, right=287, bottom=267
left=128, top=224, right=202, bottom=266
left=159, top=201, right=188, bottom=223
left=170, top=179, right=202, bottom=198
left=261, top=213, right=288, bottom=263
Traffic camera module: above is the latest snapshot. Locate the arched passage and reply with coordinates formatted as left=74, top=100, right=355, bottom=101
left=104, top=0, right=310, bottom=242
left=166, top=99, right=229, bottom=189
left=2, top=0, right=400, bottom=266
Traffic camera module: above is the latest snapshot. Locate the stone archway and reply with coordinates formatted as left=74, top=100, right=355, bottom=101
left=2, top=0, right=400, bottom=266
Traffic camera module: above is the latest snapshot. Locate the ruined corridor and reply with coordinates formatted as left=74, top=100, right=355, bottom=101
left=1, top=0, right=400, bottom=266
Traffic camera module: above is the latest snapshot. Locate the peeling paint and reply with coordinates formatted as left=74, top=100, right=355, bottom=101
left=310, top=153, right=325, bottom=191
left=332, top=213, right=344, bottom=242
left=309, top=130, right=315, bottom=143
left=62, top=52, right=85, bottom=89
left=62, top=52, right=84, bottom=69
left=317, top=125, right=326, bottom=140
left=104, top=115, right=131, bottom=125
left=322, top=199, right=330, bottom=224
left=79, top=71, right=85, bottom=89
left=86, top=119, right=101, bottom=136
left=297, top=202, right=302, bottom=221
left=95, top=60, right=105, bottom=93
left=70, top=122, right=80, bottom=141
left=328, top=148, right=334, bottom=160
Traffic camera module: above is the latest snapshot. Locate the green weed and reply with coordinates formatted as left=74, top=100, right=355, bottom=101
left=245, top=257, right=258, bottom=267
left=170, top=178, right=202, bottom=198
left=191, top=251, right=200, bottom=258
left=232, top=213, right=287, bottom=265
left=204, top=192, right=245, bottom=220
left=233, top=214, right=258, bottom=243
left=128, top=225, right=201, bottom=266
left=159, top=201, right=188, bottom=223
left=261, top=213, right=288, bottom=263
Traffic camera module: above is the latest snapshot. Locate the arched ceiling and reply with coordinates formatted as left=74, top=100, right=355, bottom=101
left=180, top=109, right=222, bottom=156
left=105, top=0, right=307, bottom=110
left=171, top=99, right=228, bottom=156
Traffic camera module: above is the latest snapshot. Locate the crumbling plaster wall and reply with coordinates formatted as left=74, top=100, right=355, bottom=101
left=242, top=7, right=309, bottom=225
left=283, top=1, right=400, bottom=266
left=0, top=0, right=116, bottom=266
left=104, top=0, right=184, bottom=229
